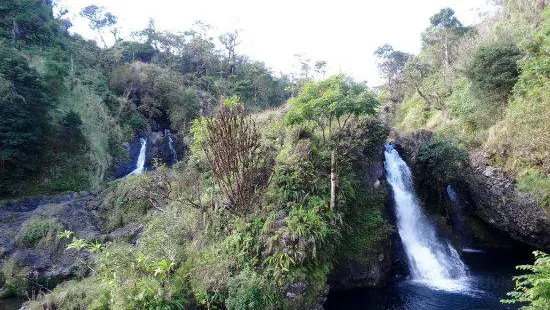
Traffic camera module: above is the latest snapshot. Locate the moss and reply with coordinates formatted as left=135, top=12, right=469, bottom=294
left=22, top=277, right=110, bottom=310
left=1, top=258, right=27, bottom=298
left=18, top=217, right=61, bottom=248
left=516, top=169, right=550, bottom=210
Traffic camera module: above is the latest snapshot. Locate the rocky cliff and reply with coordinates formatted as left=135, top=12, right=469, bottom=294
left=395, top=130, right=550, bottom=251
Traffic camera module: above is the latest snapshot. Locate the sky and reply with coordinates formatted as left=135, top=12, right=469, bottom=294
left=56, top=0, right=492, bottom=86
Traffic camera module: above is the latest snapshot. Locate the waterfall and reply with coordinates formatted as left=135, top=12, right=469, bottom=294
left=384, top=144, right=469, bottom=291
left=128, top=138, right=147, bottom=176
left=164, top=129, right=177, bottom=165
left=447, top=184, right=458, bottom=202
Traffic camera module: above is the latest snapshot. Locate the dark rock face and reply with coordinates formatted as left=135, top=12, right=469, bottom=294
left=0, top=192, right=146, bottom=298
left=328, top=242, right=393, bottom=291
left=0, top=194, right=102, bottom=295
left=465, top=151, right=550, bottom=251
left=328, top=123, right=396, bottom=291
left=112, top=131, right=183, bottom=179
left=395, top=130, right=550, bottom=251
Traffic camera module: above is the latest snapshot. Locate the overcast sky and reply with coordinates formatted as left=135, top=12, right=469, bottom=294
left=57, top=0, right=492, bottom=86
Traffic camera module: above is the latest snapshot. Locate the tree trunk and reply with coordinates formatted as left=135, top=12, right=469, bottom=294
left=330, top=148, right=338, bottom=210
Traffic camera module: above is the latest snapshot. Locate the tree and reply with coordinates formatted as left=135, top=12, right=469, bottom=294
left=422, top=8, right=470, bottom=77
left=403, top=56, right=435, bottom=106
left=80, top=5, right=119, bottom=47
left=466, top=40, right=521, bottom=104
left=374, top=44, right=412, bottom=102
left=0, top=0, right=60, bottom=44
left=219, top=30, right=240, bottom=75
left=285, top=75, right=379, bottom=210
left=0, top=46, right=53, bottom=194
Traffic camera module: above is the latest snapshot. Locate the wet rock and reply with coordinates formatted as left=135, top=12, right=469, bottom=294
left=328, top=242, right=393, bottom=291
left=466, top=150, right=550, bottom=251
left=286, top=282, right=307, bottom=298
left=0, top=194, right=103, bottom=295
left=396, top=130, right=550, bottom=251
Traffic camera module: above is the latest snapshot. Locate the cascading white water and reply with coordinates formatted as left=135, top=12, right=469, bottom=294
left=447, top=184, right=458, bottom=202
left=128, top=138, right=147, bottom=176
left=164, top=129, right=177, bottom=164
left=384, top=144, right=469, bottom=291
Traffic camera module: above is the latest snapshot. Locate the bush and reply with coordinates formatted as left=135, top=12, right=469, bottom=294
left=22, top=277, right=110, bottom=310
left=100, top=172, right=170, bottom=230
left=502, top=251, right=550, bottom=309
left=196, top=98, right=272, bottom=214
left=18, top=218, right=60, bottom=248
left=466, top=40, right=521, bottom=104
left=226, top=269, right=275, bottom=310
left=393, top=93, right=430, bottom=132
left=418, top=139, right=469, bottom=192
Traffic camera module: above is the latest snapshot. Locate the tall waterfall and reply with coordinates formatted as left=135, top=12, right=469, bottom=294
left=164, top=129, right=177, bottom=165
left=128, top=138, right=147, bottom=176
left=384, top=144, right=469, bottom=291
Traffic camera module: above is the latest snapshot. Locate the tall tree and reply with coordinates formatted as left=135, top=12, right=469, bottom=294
left=285, top=75, right=379, bottom=210
left=374, top=44, right=412, bottom=102
left=422, top=8, right=470, bottom=76
left=80, top=5, right=119, bottom=47
left=0, top=46, right=53, bottom=194
left=219, top=30, right=240, bottom=75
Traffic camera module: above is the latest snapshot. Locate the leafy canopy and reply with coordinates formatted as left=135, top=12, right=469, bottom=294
left=285, top=75, right=378, bottom=139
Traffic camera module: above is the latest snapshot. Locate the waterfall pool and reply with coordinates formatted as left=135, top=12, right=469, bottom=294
left=325, top=248, right=532, bottom=310
left=325, top=144, right=532, bottom=310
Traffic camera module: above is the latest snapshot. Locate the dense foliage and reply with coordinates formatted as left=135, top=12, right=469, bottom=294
left=0, top=0, right=290, bottom=197
left=20, top=75, right=389, bottom=309
left=503, top=251, right=550, bottom=310
left=383, top=1, right=550, bottom=211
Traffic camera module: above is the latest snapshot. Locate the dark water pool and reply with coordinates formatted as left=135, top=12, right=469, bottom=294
left=325, top=249, right=533, bottom=310
left=0, top=297, right=25, bottom=310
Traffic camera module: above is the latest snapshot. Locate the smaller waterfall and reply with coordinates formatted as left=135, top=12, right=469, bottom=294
left=128, top=138, right=147, bottom=176
left=384, top=144, right=469, bottom=291
left=447, top=184, right=458, bottom=202
left=164, top=129, right=177, bottom=165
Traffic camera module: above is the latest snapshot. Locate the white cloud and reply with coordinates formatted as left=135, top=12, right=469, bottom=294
left=57, top=0, right=491, bottom=86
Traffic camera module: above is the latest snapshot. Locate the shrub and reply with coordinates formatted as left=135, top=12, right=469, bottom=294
left=466, top=40, right=521, bottom=104
left=18, top=218, right=60, bottom=248
left=226, top=269, right=275, bottom=310
left=97, top=243, right=188, bottom=310
left=197, top=97, right=272, bottom=214
left=1, top=257, right=27, bottom=297
left=502, top=251, right=550, bottom=309
left=418, top=139, right=469, bottom=194
left=100, top=172, right=170, bottom=230
left=22, top=277, right=110, bottom=310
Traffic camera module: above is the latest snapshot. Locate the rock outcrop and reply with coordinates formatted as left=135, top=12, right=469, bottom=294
left=0, top=194, right=102, bottom=296
left=395, top=130, right=550, bottom=251
left=328, top=242, right=393, bottom=290
left=466, top=151, right=550, bottom=251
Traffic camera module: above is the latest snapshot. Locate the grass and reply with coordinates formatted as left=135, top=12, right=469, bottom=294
left=18, top=217, right=62, bottom=248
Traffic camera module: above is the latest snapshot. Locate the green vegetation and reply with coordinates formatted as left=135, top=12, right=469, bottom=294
left=377, top=3, right=550, bottom=308
left=383, top=2, right=550, bottom=210
left=418, top=140, right=468, bottom=191
left=22, top=76, right=388, bottom=309
left=503, top=251, right=550, bottom=310
left=3, top=0, right=549, bottom=309
left=465, top=40, right=521, bottom=104
left=18, top=217, right=61, bottom=248
left=0, top=0, right=290, bottom=198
